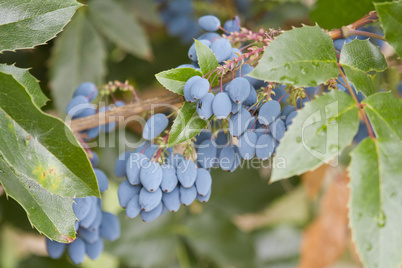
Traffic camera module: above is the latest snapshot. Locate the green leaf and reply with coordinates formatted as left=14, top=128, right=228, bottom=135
left=195, top=40, right=219, bottom=77
left=155, top=68, right=203, bottom=95
left=310, top=0, right=386, bottom=30
left=50, top=9, right=106, bottom=115
left=0, top=72, right=100, bottom=198
left=0, top=157, right=76, bottom=242
left=340, top=39, right=388, bottom=96
left=363, top=92, right=402, bottom=139
left=0, top=64, right=48, bottom=108
left=375, top=1, right=402, bottom=58
left=349, top=138, right=402, bottom=268
left=349, top=93, right=402, bottom=268
left=168, top=102, right=208, bottom=147
left=88, top=0, right=152, bottom=60
left=271, top=90, right=359, bottom=182
left=250, top=25, right=339, bottom=87
left=0, top=0, right=81, bottom=52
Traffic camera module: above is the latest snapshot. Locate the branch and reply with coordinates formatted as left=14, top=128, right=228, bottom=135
left=69, top=11, right=380, bottom=135
left=69, top=93, right=184, bottom=133
left=330, top=11, right=379, bottom=40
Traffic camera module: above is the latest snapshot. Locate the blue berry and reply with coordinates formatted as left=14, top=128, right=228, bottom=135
left=258, top=100, right=281, bottom=125
left=142, top=113, right=169, bottom=140
left=190, top=77, right=210, bottom=100
left=219, top=146, right=235, bottom=171
left=224, top=17, right=240, bottom=33
left=118, top=180, right=141, bottom=208
left=238, top=130, right=258, bottom=159
left=73, top=197, right=91, bottom=221
left=66, top=96, right=90, bottom=117
left=126, top=153, right=148, bottom=185
left=73, top=82, right=98, bottom=102
left=94, top=168, right=109, bottom=192
left=286, top=111, right=297, bottom=127
left=197, top=93, right=214, bottom=119
left=210, top=38, right=232, bottom=62
left=160, top=164, right=178, bottom=193
left=68, top=238, right=86, bottom=265
left=197, top=189, right=211, bottom=203
left=256, top=134, right=275, bottom=160
left=162, top=186, right=181, bottom=212
left=280, top=105, right=296, bottom=121
left=46, top=238, right=66, bottom=259
left=180, top=185, right=197, bottom=206
left=140, top=202, right=164, bottom=222
left=183, top=76, right=202, bottom=102
left=139, top=187, right=162, bottom=212
left=126, top=195, right=141, bottom=218
left=99, top=106, right=116, bottom=133
left=140, top=161, right=162, bottom=192
left=229, top=108, right=252, bottom=137
left=198, top=15, right=221, bottom=31
left=212, top=92, right=231, bottom=119
left=270, top=118, right=286, bottom=141
left=229, top=77, right=250, bottom=104
left=176, top=159, right=197, bottom=188
left=79, top=227, right=99, bottom=244
left=197, top=32, right=221, bottom=41
left=243, top=84, right=257, bottom=106
left=230, top=145, right=242, bottom=172
left=99, top=212, right=120, bottom=241
left=197, top=139, right=218, bottom=169
left=195, top=168, right=212, bottom=196
left=80, top=197, right=98, bottom=229
left=85, top=239, right=103, bottom=260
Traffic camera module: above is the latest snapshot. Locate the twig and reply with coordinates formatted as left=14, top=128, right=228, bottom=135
left=330, top=11, right=379, bottom=40
left=69, top=93, right=183, bottom=133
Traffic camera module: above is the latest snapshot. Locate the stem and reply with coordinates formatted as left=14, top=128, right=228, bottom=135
left=342, top=27, right=386, bottom=41
left=330, top=11, right=379, bottom=40
left=70, top=93, right=183, bottom=133
left=337, top=64, right=375, bottom=138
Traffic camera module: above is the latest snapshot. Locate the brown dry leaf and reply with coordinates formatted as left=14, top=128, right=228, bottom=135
left=298, top=168, right=349, bottom=268
left=302, top=164, right=327, bottom=199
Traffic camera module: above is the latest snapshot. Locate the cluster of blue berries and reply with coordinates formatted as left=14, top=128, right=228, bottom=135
left=65, top=82, right=126, bottom=140
left=46, top=152, right=120, bottom=264
left=115, top=113, right=212, bottom=222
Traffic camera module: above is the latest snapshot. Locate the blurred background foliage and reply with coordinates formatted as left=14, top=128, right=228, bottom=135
left=0, top=0, right=394, bottom=267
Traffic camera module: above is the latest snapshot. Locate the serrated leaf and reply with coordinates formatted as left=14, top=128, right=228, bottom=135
left=375, top=1, right=402, bottom=58
left=0, top=72, right=100, bottom=198
left=349, top=138, right=402, bottom=268
left=0, top=157, right=76, bottom=242
left=195, top=40, right=219, bottom=76
left=88, top=0, right=152, bottom=60
left=0, top=0, right=81, bottom=52
left=50, top=9, right=106, bottom=115
left=340, top=39, right=388, bottom=96
left=250, top=25, right=339, bottom=87
left=271, top=90, right=359, bottom=182
left=155, top=68, right=203, bottom=95
left=349, top=93, right=402, bottom=268
left=363, top=92, right=402, bottom=139
left=310, top=0, right=376, bottom=30
left=168, top=102, right=209, bottom=147
left=0, top=64, right=48, bottom=108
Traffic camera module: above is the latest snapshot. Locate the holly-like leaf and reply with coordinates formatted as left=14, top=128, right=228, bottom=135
left=0, top=64, right=48, bottom=108
left=0, top=0, right=82, bottom=52
left=310, top=0, right=376, bottom=30
left=375, top=1, right=402, bottom=58
left=250, top=25, right=339, bottom=87
left=88, top=0, right=152, bottom=60
left=50, top=9, right=106, bottom=115
left=168, top=102, right=209, bottom=147
left=349, top=93, right=402, bottom=268
left=155, top=68, right=203, bottom=95
left=0, top=158, right=76, bottom=243
left=195, top=40, right=219, bottom=77
left=0, top=72, right=100, bottom=198
left=271, top=90, right=359, bottom=182
left=340, top=39, right=388, bottom=96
